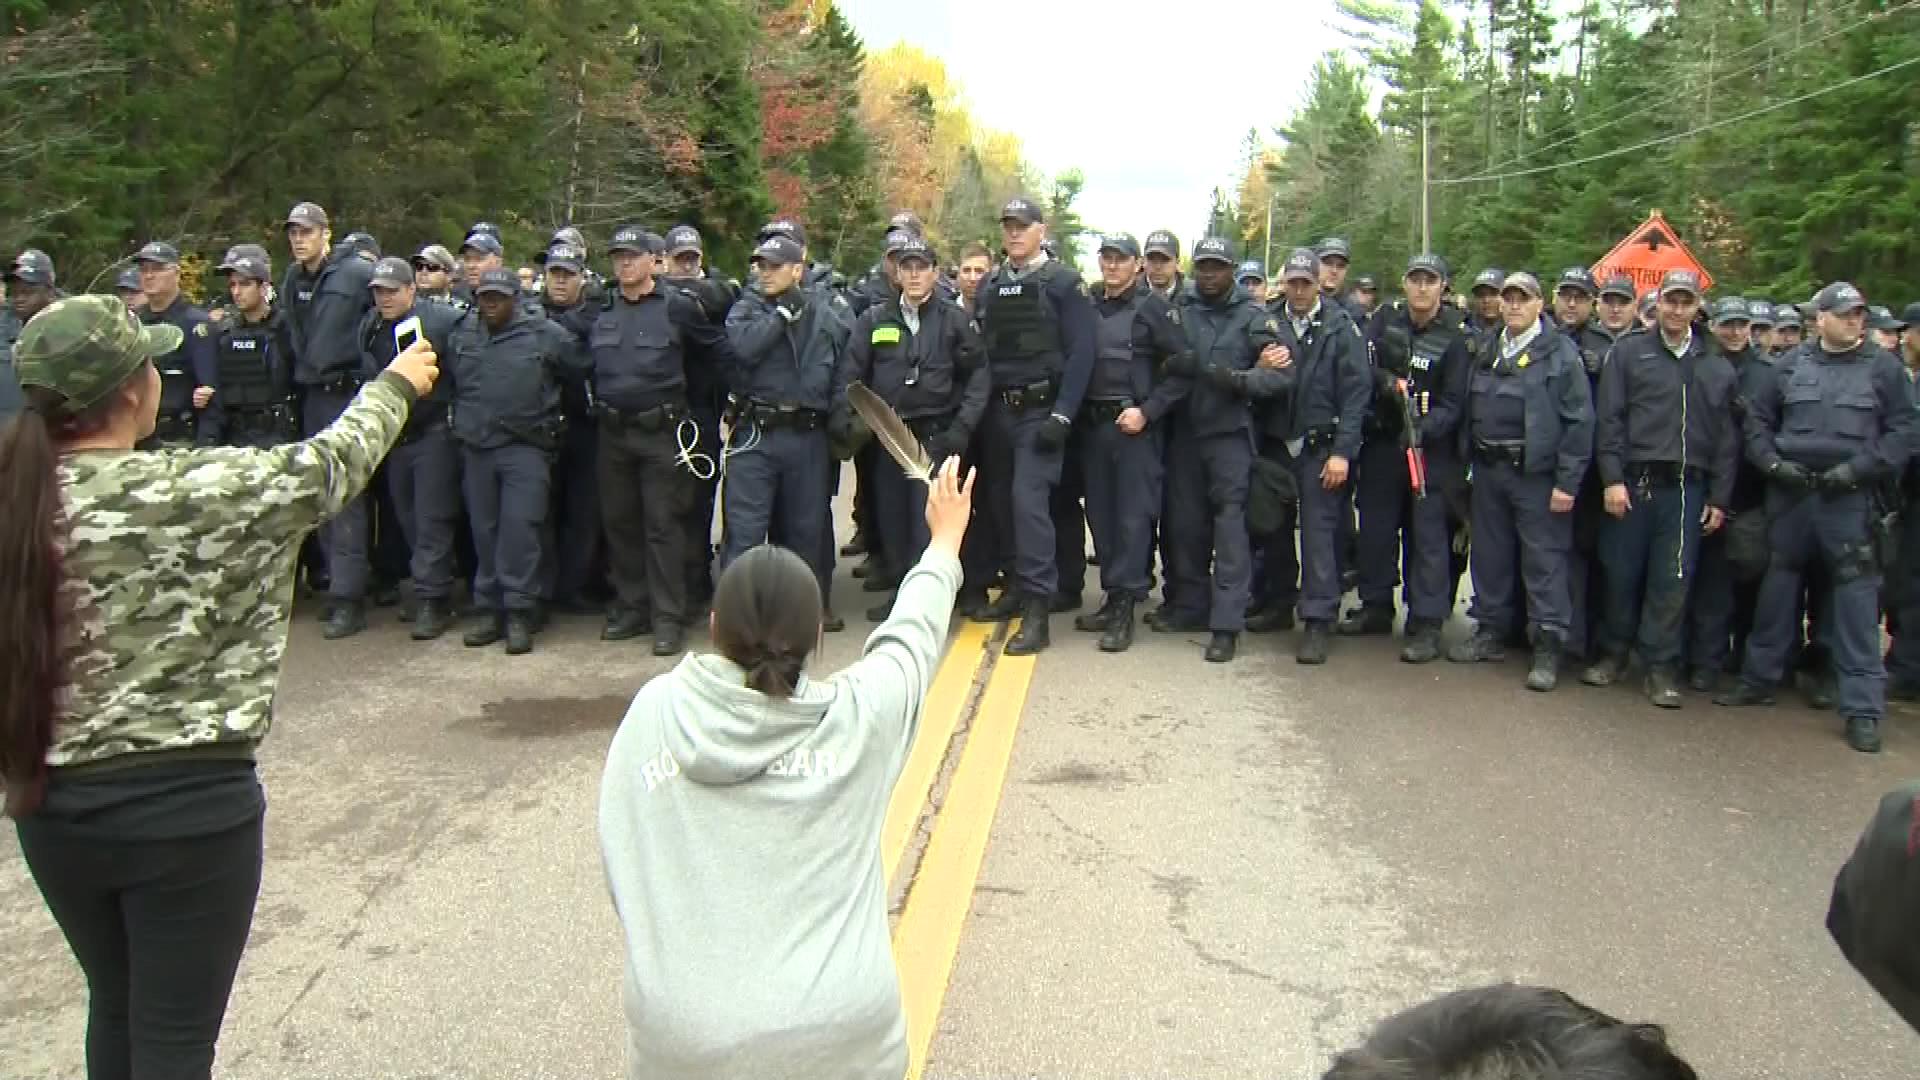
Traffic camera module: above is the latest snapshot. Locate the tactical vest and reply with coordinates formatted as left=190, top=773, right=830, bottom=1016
left=215, top=316, right=287, bottom=408
left=589, top=295, right=686, bottom=409
left=1089, top=299, right=1137, bottom=401
left=1775, top=350, right=1881, bottom=470
left=983, top=263, right=1062, bottom=387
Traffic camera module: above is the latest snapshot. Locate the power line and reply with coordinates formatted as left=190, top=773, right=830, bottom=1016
left=1465, top=0, right=1913, bottom=178
left=1432, top=52, right=1920, bottom=186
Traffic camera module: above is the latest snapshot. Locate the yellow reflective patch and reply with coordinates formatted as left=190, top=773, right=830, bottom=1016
left=1516, top=353, right=1531, bottom=368
left=872, top=325, right=902, bottom=345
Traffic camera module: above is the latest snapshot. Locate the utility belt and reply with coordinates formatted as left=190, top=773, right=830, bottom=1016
left=996, top=377, right=1058, bottom=411
left=1301, top=427, right=1338, bottom=453
left=1472, top=439, right=1527, bottom=468
left=595, top=399, right=685, bottom=433
left=901, top=412, right=953, bottom=440
left=497, top=415, right=566, bottom=452
left=743, top=399, right=825, bottom=432
left=1082, top=397, right=1134, bottom=425
left=395, top=416, right=449, bottom=445
left=152, top=410, right=197, bottom=441
left=1624, top=461, right=1707, bottom=489
left=308, top=373, right=363, bottom=396
left=228, top=402, right=295, bottom=431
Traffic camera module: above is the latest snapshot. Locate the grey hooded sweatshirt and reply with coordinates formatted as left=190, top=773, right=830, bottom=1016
left=598, top=549, right=961, bottom=1080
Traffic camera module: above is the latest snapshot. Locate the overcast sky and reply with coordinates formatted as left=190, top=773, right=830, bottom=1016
left=837, top=0, right=1350, bottom=256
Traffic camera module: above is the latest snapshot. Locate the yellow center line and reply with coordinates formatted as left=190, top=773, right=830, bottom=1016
left=882, top=621, right=990, bottom=881
left=892, top=646, right=1037, bottom=1080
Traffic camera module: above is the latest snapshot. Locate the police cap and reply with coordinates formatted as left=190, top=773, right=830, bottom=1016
left=883, top=229, right=916, bottom=255
left=1315, top=236, right=1351, bottom=262
left=1279, top=247, right=1320, bottom=282
left=1746, top=300, right=1775, bottom=328
left=1097, top=233, right=1141, bottom=258
left=1471, top=267, right=1506, bottom=293
left=114, top=265, right=143, bottom=293
left=412, top=244, right=456, bottom=274
left=341, top=231, right=380, bottom=258
left=1404, top=253, right=1449, bottom=280
left=1353, top=275, right=1378, bottom=291
left=1144, top=230, right=1180, bottom=259
left=887, top=211, right=924, bottom=236
left=460, top=232, right=504, bottom=258
left=1555, top=267, right=1597, bottom=297
left=757, top=220, right=807, bottom=248
left=893, top=236, right=935, bottom=267
left=135, top=242, right=180, bottom=267
left=218, top=244, right=270, bottom=273
left=468, top=221, right=502, bottom=240
left=1901, top=303, right=1920, bottom=328
left=534, top=226, right=588, bottom=267
left=1709, top=297, right=1750, bottom=326
left=284, top=201, right=328, bottom=230
left=369, top=257, right=415, bottom=290
left=999, top=197, right=1044, bottom=226
left=1867, top=305, right=1900, bottom=331
left=665, top=225, right=703, bottom=255
left=1236, top=260, right=1266, bottom=283
left=544, top=244, right=587, bottom=275
left=5, top=249, right=55, bottom=286
left=750, top=235, right=805, bottom=267
left=1659, top=269, right=1701, bottom=299
left=1501, top=272, right=1543, bottom=300
left=1598, top=274, right=1636, bottom=301
left=608, top=226, right=654, bottom=256
left=1815, top=281, right=1868, bottom=315
left=1774, top=304, right=1803, bottom=328
left=1192, top=237, right=1236, bottom=266
left=220, top=255, right=271, bottom=283
left=474, top=268, right=520, bottom=297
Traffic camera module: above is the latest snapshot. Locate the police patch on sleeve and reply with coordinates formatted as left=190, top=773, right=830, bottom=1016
left=1168, top=308, right=1182, bottom=327
left=193, top=322, right=209, bottom=337
left=1076, top=279, right=1090, bottom=297
left=1265, top=317, right=1279, bottom=334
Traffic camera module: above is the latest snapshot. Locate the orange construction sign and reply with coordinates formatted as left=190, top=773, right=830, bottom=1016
left=1590, top=210, right=1715, bottom=293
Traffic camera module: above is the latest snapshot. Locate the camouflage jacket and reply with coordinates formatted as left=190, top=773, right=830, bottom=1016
left=47, top=372, right=417, bottom=768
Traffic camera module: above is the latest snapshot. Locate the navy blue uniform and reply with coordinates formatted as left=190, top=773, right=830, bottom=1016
left=449, top=308, right=588, bottom=614
left=666, top=270, right=740, bottom=609
left=1458, top=319, right=1594, bottom=645
left=539, top=295, right=603, bottom=609
left=283, top=249, right=377, bottom=603
left=972, top=257, right=1098, bottom=601
left=1560, top=319, right=1618, bottom=658
left=1735, top=342, right=1915, bottom=729
left=358, top=300, right=464, bottom=605
left=1689, top=343, right=1776, bottom=677
left=139, top=298, right=218, bottom=447
left=1592, top=328, right=1738, bottom=672
left=722, top=281, right=854, bottom=604
left=208, top=306, right=295, bottom=448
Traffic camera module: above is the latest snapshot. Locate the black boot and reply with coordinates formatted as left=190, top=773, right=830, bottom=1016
left=1075, top=596, right=1121, bottom=633
left=411, top=599, right=452, bottom=641
left=1448, top=628, right=1506, bottom=664
left=1645, top=667, right=1683, bottom=708
left=1245, top=605, right=1295, bottom=633
left=970, top=589, right=1022, bottom=623
left=602, top=607, right=649, bottom=641
left=651, top=620, right=685, bottom=657
left=463, top=612, right=505, bottom=647
left=862, top=571, right=898, bottom=593
left=1146, top=606, right=1207, bottom=633
left=865, top=597, right=895, bottom=622
left=1098, top=596, right=1136, bottom=653
left=851, top=553, right=879, bottom=579
left=956, top=587, right=990, bottom=618
left=1399, top=620, right=1441, bottom=664
left=1335, top=606, right=1393, bottom=636
left=1204, top=631, right=1237, bottom=663
left=1580, top=651, right=1626, bottom=687
left=1715, top=681, right=1776, bottom=707
left=1526, top=631, right=1563, bottom=692
left=822, top=610, right=846, bottom=633
left=504, top=612, right=534, bottom=655
left=1050, top=591, right=1082, bottom=614
left=840, top=531, right=868, bottom=557
left=1846, top=715, right=1883, bottom=753
left=1004, top=596, right=1051, bottom=656
left=323, top=600, right=367, bottom=640
left=1296, top=620, right=1331, bottom=665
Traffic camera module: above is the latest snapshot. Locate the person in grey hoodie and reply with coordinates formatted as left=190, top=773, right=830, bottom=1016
left=598, top=456, right=976, bottom=1080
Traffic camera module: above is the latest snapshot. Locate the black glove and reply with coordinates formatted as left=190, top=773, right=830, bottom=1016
left=774, top=292, right=807, bottom=322
left=926, top=429, right=969, bottom=462
left=1819, top=462, right=1860, bottom=493
left=1200, top=365, right=1248, bottom=393
left=1770, top=461, right=1813, bottom=490
left=1035, top=414, right=1071, bottom=452
left=1162, top=351, right=1197, bottom=377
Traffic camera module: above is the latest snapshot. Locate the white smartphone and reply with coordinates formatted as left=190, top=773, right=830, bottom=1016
left=393, top=314, right=423, bottom=353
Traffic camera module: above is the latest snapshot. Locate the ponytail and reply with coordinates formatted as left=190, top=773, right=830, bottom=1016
left=0, top=392, right=68, bottom=817
left=710, top=545, right=822, bottom=701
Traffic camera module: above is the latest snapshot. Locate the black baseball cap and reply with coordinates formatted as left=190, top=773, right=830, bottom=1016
left=135, top=242, right=180, bottom=266
left=6, top=249, right=55, bottom=286
left=1315, top=236, right=1351, bottom=261
left=757, top=220, right=807, bottom=249
left=1599, top=274, right=1636, bottom=301
left=220, top=255, right=271, bottom=283
left=341, top=231, right=380, bottom=257
left=1098, top=232, right=1141, bottom=258
left=1236, top=260, right=1266, bottom=283
left=1816, top=281, right=1868, bottom=314
left=750, top=235, right=805, bottom=267
left=1659, top=269, right=1702, bottom=298
left=1900, top=303, right=1920, bottom=328
left=1000, top=197, right=1044, bottom=226
left=887, top=211, right=924, bottom=236
left=608, top=226, right=653, bottom=256
left=369, top=257, right=415, bottom=289
left=1556, top=267, right=1597, bottom=296
left=665, top=225, right=703, bottom=255
left=883, top=229, right=916, bottom=255
left=1747, top=300, right=1775, bottom=328
left=1709, top=297, right=1751, bottom=326
left=893, top=236, right=935, bottom=265
left=468, top=221, right=502, bottom=239
left=1192, top=236, right=1236, bottom=266
left=461, top=232, right=504, bottom=258
left=1280, top=247, right=1320, bottom=282
left=1353, top=275, right=1377, bottom=291
left=284, top=201, right=328, bottom=229
left=1144, top=230, right=1179, bottom=258
left=114, top=265, right=143, bottom=292
left=1868, top=306, right=1900, bottom=331
left=544, top=244, right=586, bottom=275
left=1405, top=253, right=1449, bottom=280
left=1775, top=304, right=1803, bottom=328
left=1471, top=267, right=1505, bottom=293
left=474, top=267, right=520, bottom=296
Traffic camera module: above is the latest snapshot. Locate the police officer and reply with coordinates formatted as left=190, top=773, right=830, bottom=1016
left=357, top=256, right=465, bottom=639
left=1717, top=283, right=1916, bottom=752
left=1154, top=237, right=1282, bottom=663
left=131, top=242, right=217, bottom=448
left=1467, top=268, right=1505, bottom=335
left=1869, top=306, right=1904, bottom=353
left=340, top=231, right=380, bottom=262
left=1772, top=304, right=1805, bottom=354
left=206, top=250, right=295, bottom=450
left=1550, top=266, right=1618, bottom=664
left=1687, top=296, right=1776, bottom=690
left=845, top=235, right=988, bottom=620
left=660, top=223, right=738, bottom=613
left=281, top=201, right=378, bottom=637
left=1073, top=233, right=1190, bottom=652
left=1314, top=237, right=1364, bottom=319
left=592, top=227, right=735, bottom=654
left=450, top=267, right=587, bottom=655
left=1236, top=261, right=1268, bottom=307
left=413, top=245, right=465, bottom=309
left=0, top=249, right=55, bottom=421
left=968, top=195, right=1098, bottom=654
left=1747, top=298, right=1776, bottom=354
left=1143, top=230, right=1184, bottom=301
left=1448, top=273, right=1595, bottom=691
left=1350, top=275, right=1381, bottom=319
left=722, top=233, right=853, bottom=631
left=1350, top=254, right=1472, bottom=662
left=1887, top=302, right=1920, bottom=700
left=1255, top=248, right=1370, bottom=664
left=113, top=265, right=145, bottom=312
left=848, top=228, right=918, bottom=586
left=1583, top=271, right=1737, bottom=707
left=1595, top=274, right=1639, bottom=338
left=534, top=240, right=606, bottom=617
left=457, top=231, right=507, bottom=303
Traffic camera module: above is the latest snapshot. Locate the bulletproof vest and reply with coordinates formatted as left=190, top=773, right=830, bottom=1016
left=215, top=317, right=286, bottom=408
left=982, top=263, right=1062, bottom=385
left=154, top=346, right=194, bottom=414
left=589, top=294, right=685, bottom=408
left=1775, top=351, right=1882, bottom=469
left=1469, top=340, right=1530, bottom=443
left=1089, top=297, right=1138, bottom=400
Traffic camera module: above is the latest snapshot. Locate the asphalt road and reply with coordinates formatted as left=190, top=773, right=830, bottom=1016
left=4, top=567, right=1916, bottom=1078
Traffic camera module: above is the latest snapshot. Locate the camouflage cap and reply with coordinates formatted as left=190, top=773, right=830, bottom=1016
left=15, top=294, right=184, bottom=410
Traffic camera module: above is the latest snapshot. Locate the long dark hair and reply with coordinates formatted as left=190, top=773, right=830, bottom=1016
left=0, top=383, right=123, bottom=816
left=710, top=545, right=822, bottom=698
